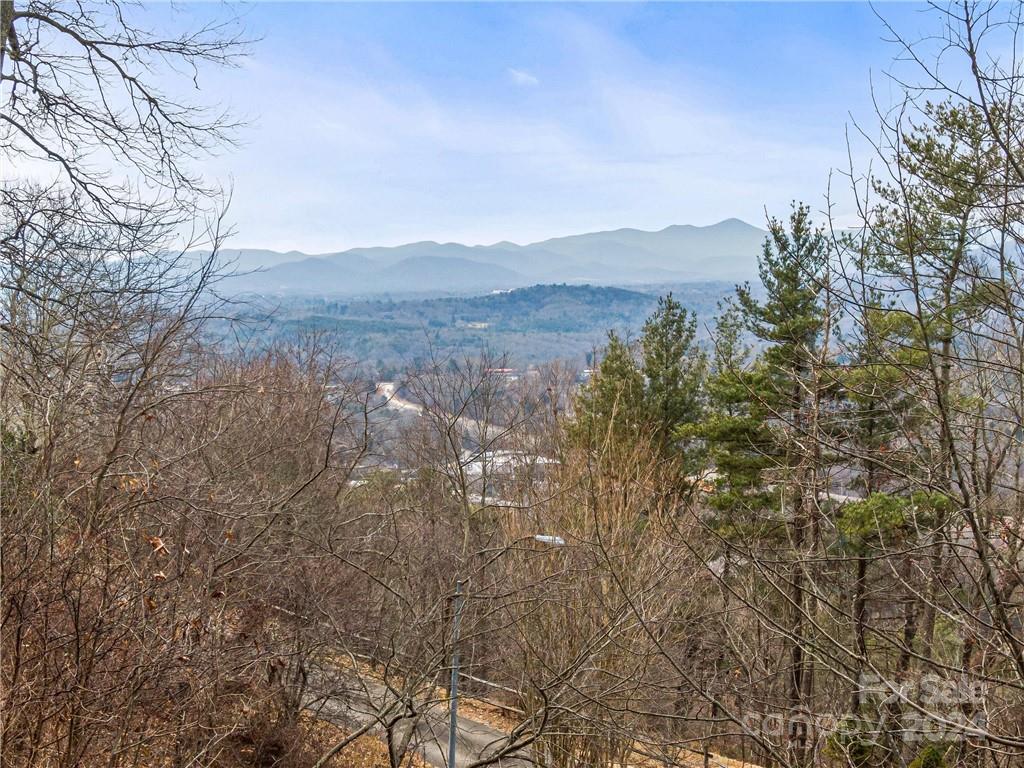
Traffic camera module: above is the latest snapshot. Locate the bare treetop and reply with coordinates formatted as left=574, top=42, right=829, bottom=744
left=1, top=0, right=248, bottom=233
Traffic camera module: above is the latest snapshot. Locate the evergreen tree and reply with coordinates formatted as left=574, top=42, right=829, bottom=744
left=729, top=204, right=831, bottom=765
left=683, top=302, right=774, bottom=523
left=572, top=297, right=707, bottom=464
left=699, top=205, right=831, bottom=520
left=570, top=331, right=646, bottom=448
left=641, top=293, right=705, bottom=457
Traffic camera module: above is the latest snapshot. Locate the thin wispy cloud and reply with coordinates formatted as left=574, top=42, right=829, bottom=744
left=189, top=3, right=923, bottom=251
left=507, top=67, right=539, bottom=87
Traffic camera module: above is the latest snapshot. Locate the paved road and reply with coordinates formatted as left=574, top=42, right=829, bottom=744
left=307, top=666, right=532, bottom=767
left=307, top=669, right=759, bottom=768
left=375, top=382, right=508, bottom=443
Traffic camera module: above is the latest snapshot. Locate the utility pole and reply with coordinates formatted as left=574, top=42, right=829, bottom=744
left=447, top=537, right=561, bottom=766
left=447, top=580, right=465, bottom=768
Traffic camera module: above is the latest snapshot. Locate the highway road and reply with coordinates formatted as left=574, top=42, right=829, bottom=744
left=375, top=382, right=508, bottom=443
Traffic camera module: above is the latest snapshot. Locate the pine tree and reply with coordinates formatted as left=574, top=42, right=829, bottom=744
left=570, top=331, right=646, bottom=449
left=701, top=205, right=830, bottom=523
left=733, top=204, right=830, bottom=765
left=641, top=293, right=705, bottom=458
left=572, top=296, right=708, bottom=464
left=684, top=302, right=774, bottom=526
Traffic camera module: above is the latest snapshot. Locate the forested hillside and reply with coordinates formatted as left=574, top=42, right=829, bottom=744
left=238, top=283, right=733, bottom=369
left=6, top=4, right=1024, bottom=768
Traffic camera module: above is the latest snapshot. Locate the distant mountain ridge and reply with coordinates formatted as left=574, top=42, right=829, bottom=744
left=216, top=218, right=766, bottom=296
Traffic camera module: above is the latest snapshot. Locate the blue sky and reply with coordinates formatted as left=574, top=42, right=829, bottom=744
left=183, top=2, right=934, bottom=251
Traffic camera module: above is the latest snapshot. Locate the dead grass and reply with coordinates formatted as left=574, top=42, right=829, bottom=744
left=456, top=696, right=520, bottom=733
left=298, top=714, right=430, bottom=768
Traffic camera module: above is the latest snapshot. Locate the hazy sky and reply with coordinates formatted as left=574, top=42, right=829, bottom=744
left=179, top=2, right=934, bottom=252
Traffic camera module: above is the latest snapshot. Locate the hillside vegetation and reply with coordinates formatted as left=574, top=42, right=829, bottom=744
left=7, top=4, right=1024, bottom=768
left=240, top=283, right=734, bottom=369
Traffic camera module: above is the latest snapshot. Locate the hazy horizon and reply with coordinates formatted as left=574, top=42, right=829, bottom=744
left=156, top=2, right=935, bottom=253
left=221, top=215, right=762, bottom=255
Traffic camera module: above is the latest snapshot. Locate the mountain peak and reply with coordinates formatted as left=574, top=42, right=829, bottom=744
left=711, top=217, right=760, bottom=230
